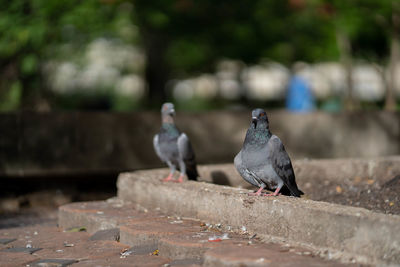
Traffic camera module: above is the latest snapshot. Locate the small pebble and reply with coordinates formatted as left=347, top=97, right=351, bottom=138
left=170, top=220, right=183, bottom=224
left=64, top=242, right=74, bottom=247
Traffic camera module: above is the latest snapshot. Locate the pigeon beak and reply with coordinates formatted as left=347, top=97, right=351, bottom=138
left=252, top=117, right=257, bottom=128
left=169, top=109, right=175, bottom=116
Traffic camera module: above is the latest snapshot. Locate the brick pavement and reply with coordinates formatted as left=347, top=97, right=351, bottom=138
left=0, top=199, right=351, bottom=266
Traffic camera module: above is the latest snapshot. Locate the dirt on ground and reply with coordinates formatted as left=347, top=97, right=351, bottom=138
left=306, top=175, right=400, bottom=215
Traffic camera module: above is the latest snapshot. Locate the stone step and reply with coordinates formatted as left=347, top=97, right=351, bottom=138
left=117, top=166, right=400, bottom=266
left=58, top=200, right=348, bottom=266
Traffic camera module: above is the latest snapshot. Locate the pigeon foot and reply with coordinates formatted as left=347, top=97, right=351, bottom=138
left=261, top=187, right=281, bottom=196
left=261, top=193, right=281, bottom=196
left=248, top=187, right=264, bottom=196
left=248, top=192, right=262, bottom=196
left=162, top=173, right=174, bottom=182
left=173, top=176, right=184, bottom=183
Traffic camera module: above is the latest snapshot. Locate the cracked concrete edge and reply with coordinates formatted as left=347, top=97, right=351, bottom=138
left=116, top=168, right=400, bottom=266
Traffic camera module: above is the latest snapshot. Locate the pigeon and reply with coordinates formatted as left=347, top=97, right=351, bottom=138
left=234, top=109, right=303, bottom=197
left=153, top=103, right=199, bottom=183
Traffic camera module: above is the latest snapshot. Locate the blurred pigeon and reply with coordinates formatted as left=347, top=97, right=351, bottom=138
left=234, top=109, right=303, bottom=197
left=153, top=103, right=199, bottom=183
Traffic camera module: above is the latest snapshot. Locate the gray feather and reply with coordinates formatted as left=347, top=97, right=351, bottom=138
left=153, top=134, right=165, bottom=162
left=177, top=133, right=193, bottom=161
left=177, top=133, right=198, bottom=180
left=267, top=135, right=302, bottom=196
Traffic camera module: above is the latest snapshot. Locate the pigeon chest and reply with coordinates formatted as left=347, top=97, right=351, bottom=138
left=242, top=148, right=281, bottom=188
left=158, top=135, right=180, bottom=161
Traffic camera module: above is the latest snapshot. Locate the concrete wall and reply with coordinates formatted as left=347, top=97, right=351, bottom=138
left=0, top=110, right=399, bottom=177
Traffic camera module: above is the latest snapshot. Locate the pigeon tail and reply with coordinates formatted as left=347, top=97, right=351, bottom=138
left=288, top=187, right=304, bottom=197
left=186, top=166, right=199, bottom=181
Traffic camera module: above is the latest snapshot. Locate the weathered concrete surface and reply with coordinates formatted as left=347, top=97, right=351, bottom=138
left=198, top=156, right=400, bottom=189
left=1, top=110, right=399, bottom=177
left=198, top=158, right=400, bottom=215
left=57, top=200, right=347, bottom=266
left=117, top=168, right=400, bottom=266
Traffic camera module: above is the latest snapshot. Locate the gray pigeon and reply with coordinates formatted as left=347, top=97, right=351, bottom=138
left=153, top=103, right=199, bottom=182
left=234, top=109, right=303, bottom=197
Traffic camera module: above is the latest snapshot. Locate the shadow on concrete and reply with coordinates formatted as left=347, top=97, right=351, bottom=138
left=210, top=171, right=232, bottom=186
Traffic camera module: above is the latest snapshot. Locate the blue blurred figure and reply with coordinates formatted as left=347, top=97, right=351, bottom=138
left=286, top=63, right=315, bottom=112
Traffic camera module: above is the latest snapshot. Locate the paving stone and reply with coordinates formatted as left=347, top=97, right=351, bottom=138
left=29, top=258, right=78, bottom=267
left=36, top=240, right=129, bottom=261
left=0, top=238, right=16, bottom=245
left=89, top=228, right=120, bottom=241
left=58, top=200, right=160, bottom=234
left=158, top=232, right=247, bottom=260
left=2, top=225, right=91, bottom=251
left=168, top=258, right=204, bottom=266
left=126, top=244, right=158, bottom=255
left=0, top=251, right=39, bottom=267
left=119, top=217, right=201, bottom=247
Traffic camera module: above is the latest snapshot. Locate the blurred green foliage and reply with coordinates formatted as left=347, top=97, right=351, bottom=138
left=0, top=0, right=396, bottom=111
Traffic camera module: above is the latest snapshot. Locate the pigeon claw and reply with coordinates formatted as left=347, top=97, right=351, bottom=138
left=162, top=174, right=174, bottom=182
left=248, top=187, right=264, bottom=196
left=261, top=187, right=282, bottom=196
left=261, top=193, right=281, bottom=197
left=248, top=192, right=262, bottom=196
left=173, top=176, right=184, bottom=183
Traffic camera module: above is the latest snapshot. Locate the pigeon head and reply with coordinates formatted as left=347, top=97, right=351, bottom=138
left=161, top=102, right=176, bottom=123
left=161, top=103, right=176, bottom=116
left=251, top=108, right=269, bottom=129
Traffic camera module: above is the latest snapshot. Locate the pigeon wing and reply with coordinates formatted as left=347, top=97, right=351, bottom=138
left=268, top=135, right=303, bottom=197
left=153, top=134, right=165, bottom=162
left=177, top=133, right=199, bottom=180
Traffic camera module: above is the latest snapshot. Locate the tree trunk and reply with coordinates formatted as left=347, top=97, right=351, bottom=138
left=143, top=32, right=170, bottom=109
left=336, top=27, right=359, bottom=111
left=386, top=3, right=400, bottom=111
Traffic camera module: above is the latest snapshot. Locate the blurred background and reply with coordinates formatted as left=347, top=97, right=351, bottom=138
left=1, top=0, right=399, bottom=112
left=1, top=0, right=400, bottom=226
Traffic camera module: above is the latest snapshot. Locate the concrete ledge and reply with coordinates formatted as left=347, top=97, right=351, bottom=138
left=117, top=167, right=400, bottom=266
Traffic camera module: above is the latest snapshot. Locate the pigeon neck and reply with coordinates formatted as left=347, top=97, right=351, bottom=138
left=244, top=122, right=272, bottom=146
left=161, top=121, right=180, bottom=138
left=162, top=115, right=175, bottom=124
